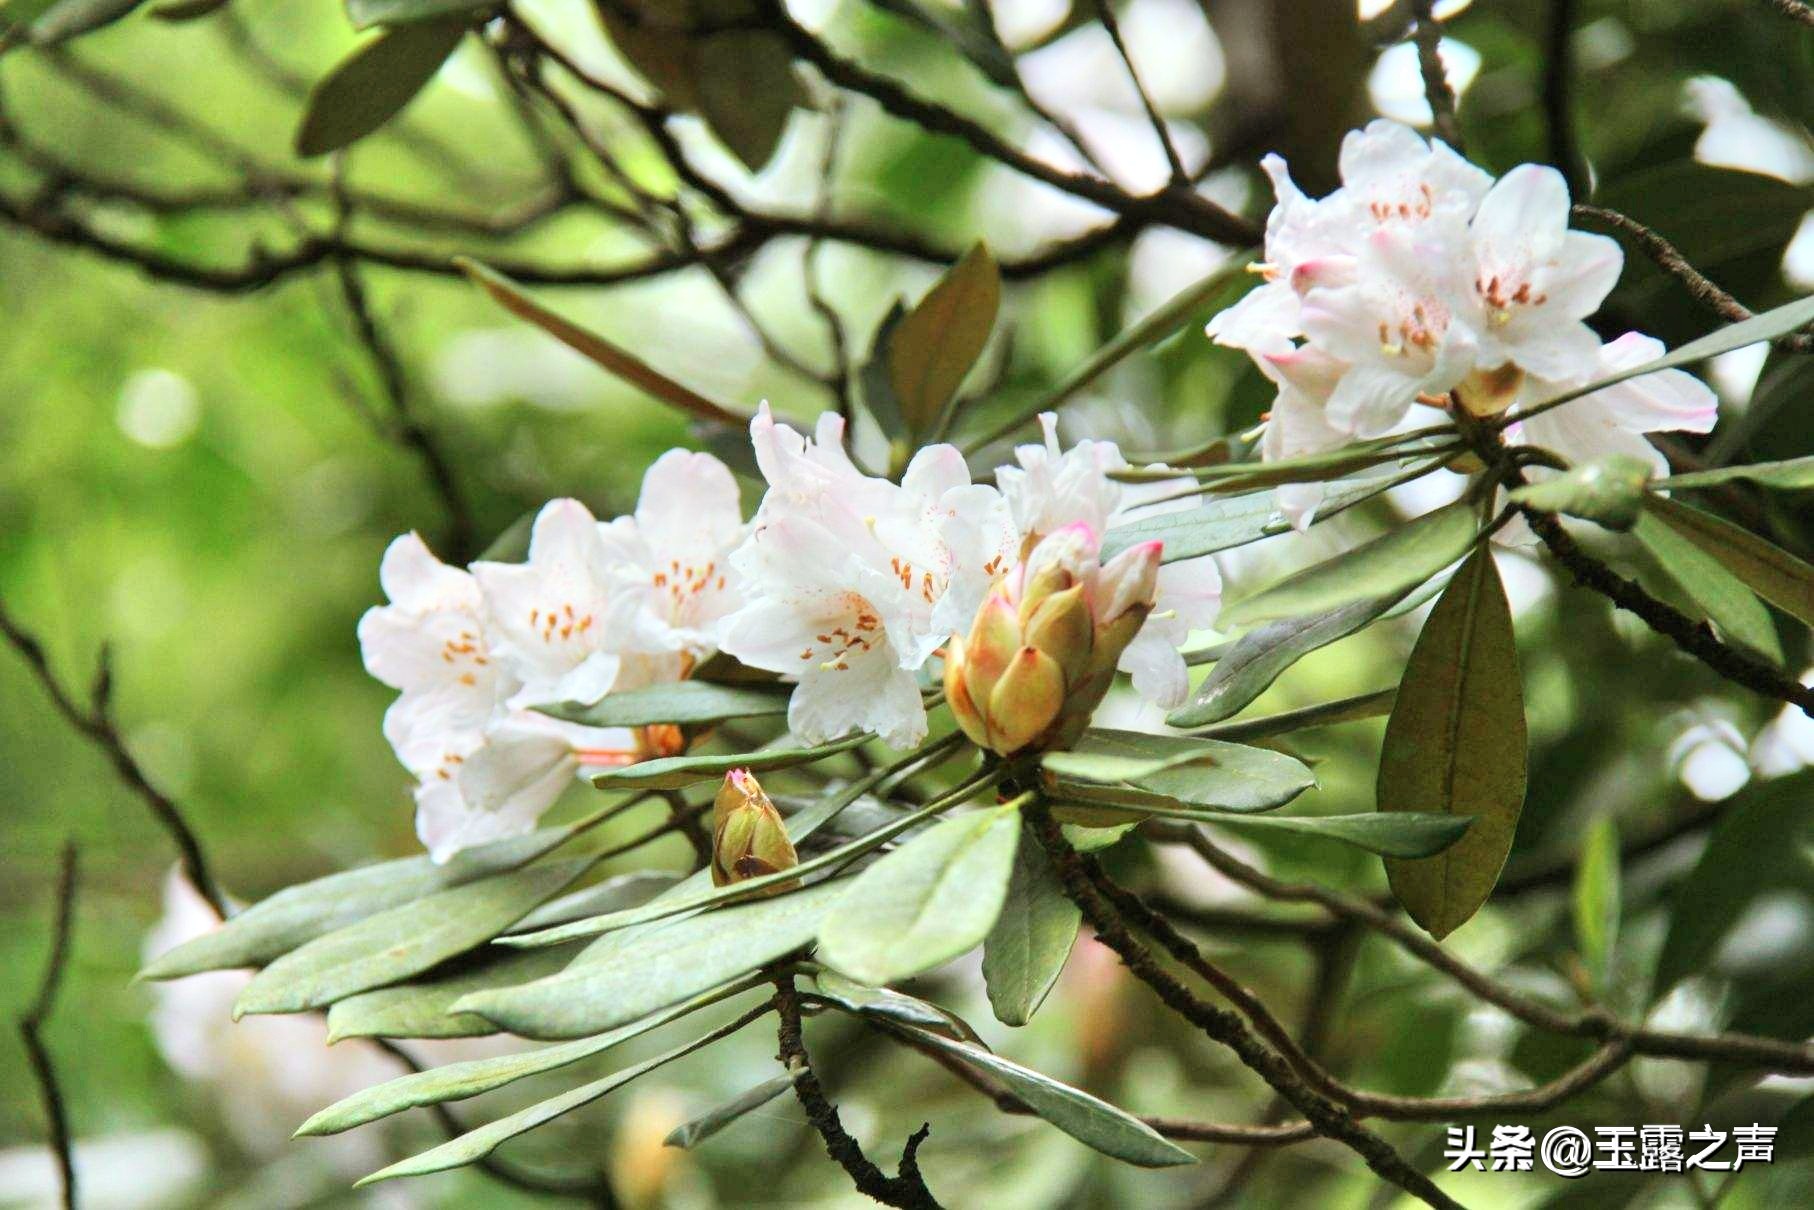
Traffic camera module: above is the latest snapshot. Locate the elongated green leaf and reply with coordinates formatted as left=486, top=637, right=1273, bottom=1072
left=1058, top=805, right=1469, bottom=858
left=1189, top=688, right=1396, bottom=743
left=888, top=243, right=1000, bottom=436
left=810, top=969, right=984, bottom=1043
left=348, top=0, right=490, bottom=29
left=888, top=1026, right=1194, bottom=1168
left=148, top=0, right=228, bottom=18
left=357, top=1017, right=752, bottom=1185
left=457, top=258, right=751, bottom=427
left=1102, top=489, right=1287, bottom=563
left=1513, top=293, right=1814, bottom=424
left=325, top=943, right=582, bottom=1042
left=504, top=765, right=979, bottom=948
left=295, top=19, right=467, bottom=157
left=981, top=828, right=1079, bottom=1026
left=1572, top=817, right=1620, bottom=991
left=859, top=302, right=909, bottom=442
left=139, top=827, right=572, bottom=980
left=665, top=1073, right=801, bottom=1150
left=23, top=0, right=143, bottom=41
left=1632, top=512, right=1782, bottom=663
left=299, top=979, right=760, bottom=1135
left=1220, top=500, right=1479, bottom=628
left=590, top=731, right=872, bottom=789
left=540, top=680, right=790, bottom=729
left=697, top=30, right=804, bottom=170
left=962, top=252, right=1256, bottom=453
left=1381, top=548, right=1527, bottom=939
left=234, top=858, right=592, bottom=1017
left=1508, top=455, right=1653, bottom=530
left=1039, top=749, right=1211, bottom=784
left=1168, top=588, right=1412, bottom=728
left=1043, top=730, right=1315, bottom=814
left=1171, top=438, right=1458, bottom=496
left=1647, top=496, right=1814, bottom=626
left=508, top=871, right=680, bottom=935
left=1661, top=455, right=1814, bottom=492
left=454, top=881, right=844, bottom=1038
left=818, top=806, right=1021, bottom=985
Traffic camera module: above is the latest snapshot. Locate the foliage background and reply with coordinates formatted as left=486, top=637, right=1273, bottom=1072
left=3, top=0, right=1814, bottom=1205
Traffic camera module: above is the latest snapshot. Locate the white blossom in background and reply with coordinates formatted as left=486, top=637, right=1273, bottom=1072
left=722, top=405, right=1017, bottom=749
left=1205, top=117, right=1720, bottom=502
left=998, top=413, right=1221, bottom=707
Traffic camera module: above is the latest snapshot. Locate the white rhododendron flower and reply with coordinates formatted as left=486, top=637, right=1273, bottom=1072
left=723, top=405, right=1017, bottom=749
left=999, top=413, right=1221, bottom=708
left=1207, top=117, right=1718, bottom=481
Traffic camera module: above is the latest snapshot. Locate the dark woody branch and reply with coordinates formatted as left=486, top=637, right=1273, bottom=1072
left=18, top=843, right=79, bottom=1210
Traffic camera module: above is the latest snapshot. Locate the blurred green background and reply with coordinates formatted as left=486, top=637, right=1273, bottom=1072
left=4, top=0, right=1814, bottom=1205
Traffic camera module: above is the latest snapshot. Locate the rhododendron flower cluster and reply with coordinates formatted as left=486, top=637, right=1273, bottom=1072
left=361, top=406, right=1217, bottom=860
left=1209, top=118, right=1719, bottom=526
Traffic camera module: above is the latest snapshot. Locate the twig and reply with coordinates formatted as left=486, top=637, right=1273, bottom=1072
left=774, top=975, right=942, bottom=1209
left=19, top=843, right=79, bottom=1210
left=1025, top=803, right=1463, bottom=1210
left=0, top=598, right=229, bottom=918
left=1091, top=0, right=1188, bottom=183
left=1409, top=0, right=1463, bottom=149
left=1544, top=0, right=1587, bottom=197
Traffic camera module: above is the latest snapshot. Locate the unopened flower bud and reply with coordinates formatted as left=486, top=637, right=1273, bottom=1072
left=711, top=769, right=799, bottom=894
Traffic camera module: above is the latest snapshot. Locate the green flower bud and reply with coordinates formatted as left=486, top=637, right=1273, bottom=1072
left=711, top=769, right=799, bottom=895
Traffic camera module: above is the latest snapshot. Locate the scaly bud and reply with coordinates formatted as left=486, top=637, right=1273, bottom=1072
left=987, top=646, right=1066, bottom=753
left=1020, top=521, right=1099, bottom=620
left=943, top=639, right=991, bottom=749
left=1022, top=583, right=1092, bottom=683
left=711, top=769, right=799, bottom=895
left=1095, top=541, right=1162, bottom=625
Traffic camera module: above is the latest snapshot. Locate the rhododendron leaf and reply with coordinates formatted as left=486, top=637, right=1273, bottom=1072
left=1507, top=455, right=1652, bottom=530
left=696, top=30, right=804, bottom=171
left=817, top=804, right=1021, bottom=985
left=232, top=857, right=594, bottom=1016
left=981, top=828, right=1079, bottom=1026
left=1660, top=454, right=1814, bottom=492
left=540, top=680, right=791, bottom=728
left=1572, top=816, right=1620, bottom=993
left=1167, top=588, right=1414, bottom=728
left=346, top=0, right=484, bottom=27
left=17, top=0, right=147, bottom=43
left=1631, top=512, right=1782, bottom=663
left=138, top=826, right=574, bottom=980
left=294, top=19, right=466, bottom=157
left=811, top=968, right=986, bottom=1043
left=1188, top=687, right=1397, bottom=744
left=664, top=1072, right=802, bottom=1150
left=297, top=978, right=764, bottom=1135
left=325, top=942, right=583, bottom=1041
left=589, top=731, right=873, bottom=789
left=457, top=258, right=752, bottom=427
left=506, top=871, right=681, bottom=935
left=1046, top=730, right=1314, bottom=814
left=1220, top=499, right=1479, bottom=628
left=355, top=1016, right=755, bottom=1185
left=1052, top=802, right=1468, bottom=858
left=1381, top=548, right=1527, bottom=939
left=884, top=1026, right=1195, bottom=1168
left=1646, top=496, right=1814, bottom=627
left=450, top=880, right=845, bottom=1038
left=888, top=242, right=1000, bottom=437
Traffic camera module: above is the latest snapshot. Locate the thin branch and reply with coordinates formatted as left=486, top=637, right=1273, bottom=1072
left=19, top=843, right=79, bottom=1210
left=1409, top=0, right=1463, bottom=150
left=1091, top=0, right=1188, bottom=184
left=774, top=975, right=943, bottom=1209
left=1025, top=802, right=1464, bottom=1210
left=1544, top=0, right=1587, bottom=197
left=0, top=599, right=229, bottom=917
left=332, top=260, right=479, bottom=563
left=1760, top=0, right=1814, bottom=27
left=1573, top=203, right=1814, bottom=353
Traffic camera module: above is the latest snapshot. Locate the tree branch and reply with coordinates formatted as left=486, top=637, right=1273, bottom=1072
left=18, top=842, right=79, bottom=1210
left=1544, top=0, right=1587, bottom=196
left=1409, top=0, right=1463, bottom=149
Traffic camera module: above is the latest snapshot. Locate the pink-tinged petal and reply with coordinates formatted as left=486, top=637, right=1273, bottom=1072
left=1518, top=396, right=1670, bottom=478
left=1206, top=282, right=1302, bottom=356
left=378, top=532, right=474, bottom=612
left=1024, top=523, right=1102, bottom=590
left=1423, top=140, right=1495, bottom=211
left=1539, top=232, right=1624, bottom=320
left=719, top=597, right=832, bottom=674
left=1276, top=481, right=1327, bottom=532
left=1590, top=333, right=1719, bottom=434
left=789, top=653, right=927, bottom=750
left=1472, top=164, right=1570, bottom=265
left=1263, top=345, right=1348, bottom=397
left=1097, top=541, right=1163, bottom=622
left=526, top=498, right=605, bottom=568
left=1155, top=557, right=1222, bottom=630
left=901, top=443, right=971, bottom=501
left=635, top=450, right=744, bottom=556
left=1116, top=627, right=1189, bottom=709
left=1501, top=319, right=1601, bottom=382
left=1338, top=119, right=1433, bottom=189
left=1324, top=363, right=1422, bottom=438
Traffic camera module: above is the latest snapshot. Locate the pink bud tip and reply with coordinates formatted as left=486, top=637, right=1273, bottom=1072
left=728, top=768, right=755, bottom=791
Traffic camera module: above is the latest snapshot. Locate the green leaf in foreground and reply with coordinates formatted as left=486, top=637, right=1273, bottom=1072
left=139, top=827, right=572, bottom=980
left=1380, top=548, right=1527, bottom=939
left=299, top=979, right=763, bottom=1136
left=810, top=968, right=985, bottom=1043
left=457, top=258, right=751, bottom=428
left=295, top=19, right=467, bottom=157
left=1043, top=729, right=1315, bottom=815
left=888, top=242, right=1001, bottom=436
left=590, top=731, right=873, bottom=789
left=540, top=680, right=790, bottom=729
left=1220, top=499, right=1479, bottom=628
left=696, top=28, right=806, bottom=170
left=1646, top=495, right=1814, bottom=627
left=347, top=0, right=486, bottom=27
left=981, top=827, right=1080, bottom=1026
left=1123, top=810, right=1471, bottom=859
left=885, top=1025, right=1195, bottom=1168
left=1572, top=816, right=1620, bottom=991
left=1508, top=455, right=1653, bottom=531
left=453, top=881, right=845, bottom=1038
left=325, top=943, right=582, bottom=1042
left=357, top=1014, right=757, bottom=1185
left=233, top=857, right=592, bottom=1017
left=1188, top=688, right=1396, bottom=743
left=1632, top=512, right=1782, bottom=663
left=818, top=805, right=1022, bottom=985
left=1660, top=454, right=1814, bottom=492
left=664, top=1073, right=801, bottom=1150
left=1168, top=588, right=1412, bottom=728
